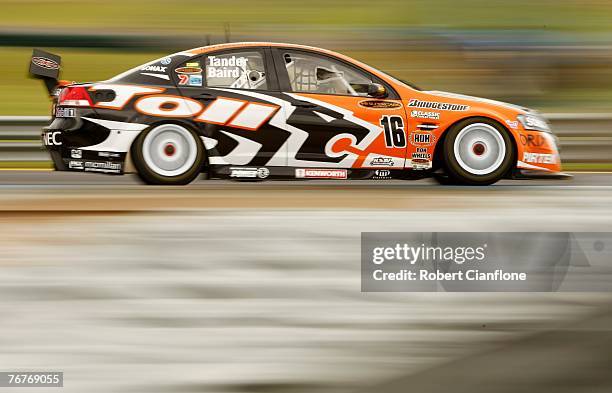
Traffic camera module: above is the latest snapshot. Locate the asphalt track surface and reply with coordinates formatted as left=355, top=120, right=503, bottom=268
left=0, top=171, right=611, bottom=392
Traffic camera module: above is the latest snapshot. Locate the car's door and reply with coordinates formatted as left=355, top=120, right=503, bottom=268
left=271, top=47, right=408, bottom=170
left=174, top=47, right=289, bottom=167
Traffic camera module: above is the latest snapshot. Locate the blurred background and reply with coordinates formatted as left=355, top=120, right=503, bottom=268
left=2, top=0, right=612, bottom=170
left=2, top=0, right=612, bottom=114
left=1, top=2, right=612, bottom=393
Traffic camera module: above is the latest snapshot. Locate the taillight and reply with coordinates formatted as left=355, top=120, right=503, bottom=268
left=58, top=86, right=93, bottom=107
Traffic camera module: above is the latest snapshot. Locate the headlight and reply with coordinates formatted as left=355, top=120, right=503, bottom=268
left=517, top=114, right=551, bottom=132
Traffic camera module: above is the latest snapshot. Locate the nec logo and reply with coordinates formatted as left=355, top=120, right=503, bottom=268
left=43, top=131, right=61, bottom=146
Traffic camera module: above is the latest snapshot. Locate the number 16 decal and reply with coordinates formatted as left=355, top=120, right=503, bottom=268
left=381, top=115, right=406, bottom=148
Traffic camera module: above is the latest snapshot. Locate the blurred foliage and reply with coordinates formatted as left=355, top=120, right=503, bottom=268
left=1, top=0, right=612, bottom=114
left=1, top=47, right=166, bottom=115
left=1, top=0, right=612, bottom=32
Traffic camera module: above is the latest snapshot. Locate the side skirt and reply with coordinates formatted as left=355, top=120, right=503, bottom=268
left=209, top=166, right=431, bottom=181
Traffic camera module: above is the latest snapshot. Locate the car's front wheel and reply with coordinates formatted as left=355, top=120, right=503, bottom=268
left=442, top=118, right=514, bottom=185
left=131, top=123, right=205, bottom=185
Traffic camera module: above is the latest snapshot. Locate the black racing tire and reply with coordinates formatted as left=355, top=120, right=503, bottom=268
left=131, top=123, right=205, bottom=185
left=442, top=117, right=514, bottom=186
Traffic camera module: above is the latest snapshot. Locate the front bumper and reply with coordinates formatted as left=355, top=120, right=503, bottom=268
left=516, top=128, right=563, bottom=174
left=512, top=168, right=573, bottom=180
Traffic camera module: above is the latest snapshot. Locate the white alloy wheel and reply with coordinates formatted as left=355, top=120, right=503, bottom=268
left=142, top=124, right=198, bottom=177
left=453, top=123, right=507, bottom=175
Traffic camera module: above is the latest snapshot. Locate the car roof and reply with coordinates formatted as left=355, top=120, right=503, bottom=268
left=186, top=42, right=341, bottom=56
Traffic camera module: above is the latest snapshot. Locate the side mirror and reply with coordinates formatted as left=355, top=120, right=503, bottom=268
left=368, top=83, right=388, bottom=98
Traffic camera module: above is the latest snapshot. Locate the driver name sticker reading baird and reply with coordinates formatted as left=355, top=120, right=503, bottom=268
left=361, top=232, right=612, bottom=292
left=207, top=56, right=247, bottom=78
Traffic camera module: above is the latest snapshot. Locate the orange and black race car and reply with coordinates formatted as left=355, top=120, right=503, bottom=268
left=30, top=42, right=564, bottom=185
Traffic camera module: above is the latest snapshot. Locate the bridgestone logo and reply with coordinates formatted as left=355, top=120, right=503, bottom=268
left=408, top=99, right=469, bottom=111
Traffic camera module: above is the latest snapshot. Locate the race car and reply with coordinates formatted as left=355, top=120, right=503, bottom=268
left=29, top=43, right=563, bottom=185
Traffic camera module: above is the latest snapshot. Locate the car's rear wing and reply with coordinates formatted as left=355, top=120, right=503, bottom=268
left=29, top=49, right=61, bottom=95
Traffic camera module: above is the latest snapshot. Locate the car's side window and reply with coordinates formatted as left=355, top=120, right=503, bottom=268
left=204, top=51, right=267, bottom=90
left=282, top=51, right=373, bottom=96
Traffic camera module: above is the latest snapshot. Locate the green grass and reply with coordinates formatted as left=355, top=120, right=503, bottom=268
left=2, top=1, right=612, bottom=114
left=0, top=161, right=53, bottom=169
left=562, top=163, right=612, bottom=172
left=1, top=0, right=612, bottom=32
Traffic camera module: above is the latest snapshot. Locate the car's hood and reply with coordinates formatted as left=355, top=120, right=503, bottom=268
left=425, top=90, right=531, bottom=113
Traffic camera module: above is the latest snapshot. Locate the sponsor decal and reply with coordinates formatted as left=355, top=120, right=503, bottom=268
left=71, top=149, right=82, bottom=159
left=358, top=100, right=402, bottom=109
left=411, top=158, right=432, bottom=170
left=175, top=66, right=203, bottom=75
left=410, top=110, right=440, bottom=120
left=409, top=131, right=436, bottom=147
left=505, top=120, right=519, bottom=129
left=98, top=151, right=121, bottom=158
left=230, top=167, right=269, bottom=179
left=55, top=107, right=76, bottom=118
left=84, top=161, right=122, bottom=174
left=295, top=168, right=348, bottom=179
left=69, top=160, right=83, bottom=170
left=369, top=157, right=395, bottom=167
left=520, top=133, right=547, bottom=147
left=42, top=131, right=61, bottom=146
left=188, top=74, right=203, bottom=87
left=134, top=95, right=279, bottom=131
left=177, top=74, right=189, bottom=85
left=32, top=57, right=59, bottom=70
left=373, top=169, right=392, bottom=180
left=257, top=168, right=270, bottom=179
left=141, top=65, right=167, bottom=73
left=412, top=152, right=432, bottom=160
left=186, top=62, right=200, bottom=67
left=160, top=57, right=172, bottom=66
left=523, top=152, right=556, bottom=164
left=407, top=99, right=469, bottom=111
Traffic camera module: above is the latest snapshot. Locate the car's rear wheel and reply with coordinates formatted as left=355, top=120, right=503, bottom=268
left=131, top=123, right=205, bottom=185
left=442, top=118, right=514, bottom=185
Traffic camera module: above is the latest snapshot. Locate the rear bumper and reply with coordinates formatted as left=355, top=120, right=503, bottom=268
left=42, top=118, right=127, bottom=175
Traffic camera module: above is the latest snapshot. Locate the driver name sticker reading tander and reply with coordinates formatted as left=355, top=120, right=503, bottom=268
left=207, top=56, right=247, bottom=78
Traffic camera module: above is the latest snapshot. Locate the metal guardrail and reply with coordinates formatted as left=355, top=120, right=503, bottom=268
left=0, top=114, right=611, bottom=164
